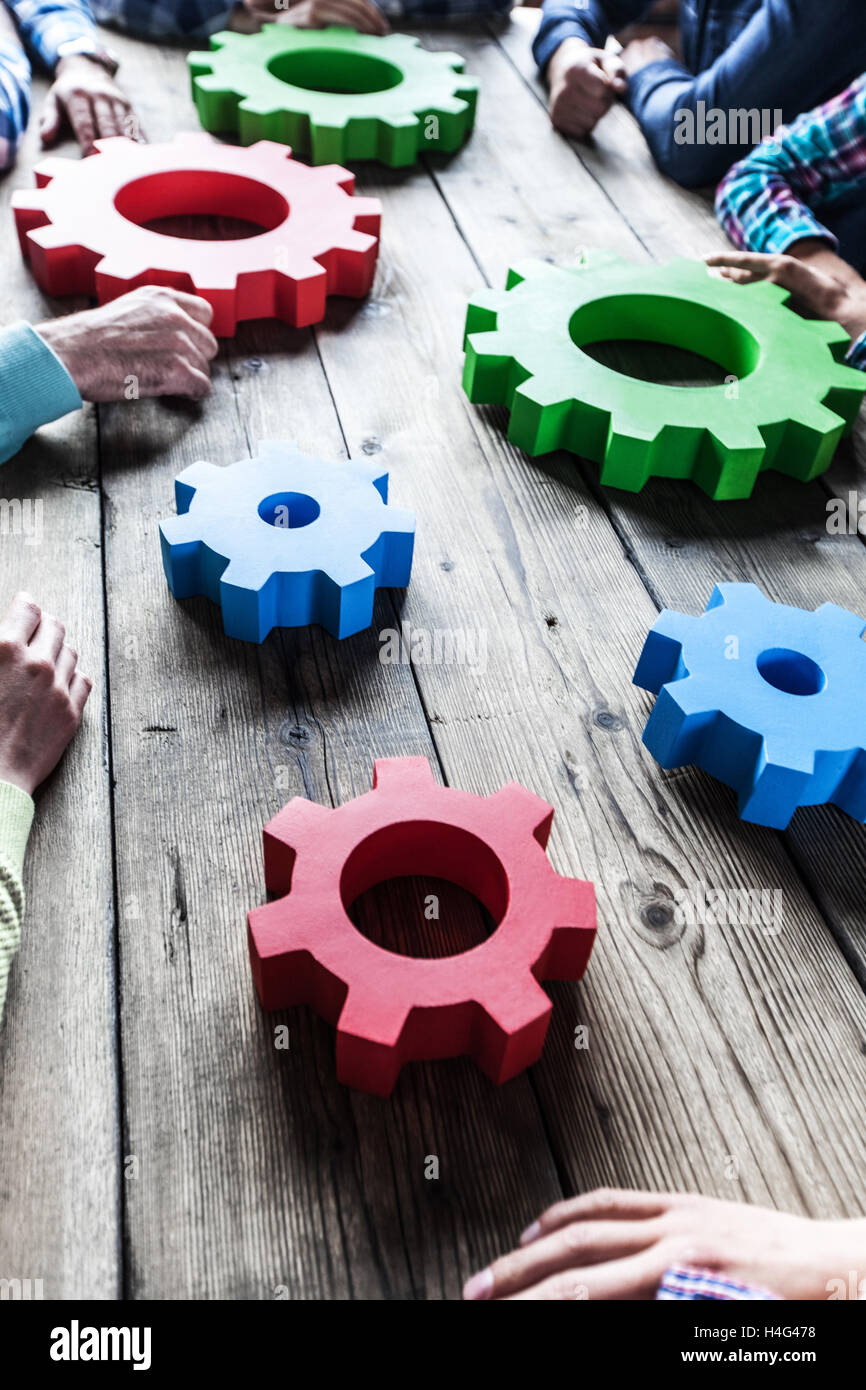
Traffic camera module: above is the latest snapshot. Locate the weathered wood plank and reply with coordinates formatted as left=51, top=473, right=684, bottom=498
left=494, top=13, right=866, bottom=990
left=101, top=31, right=563, bottom=1299
left=0, top=93, right=118, bottom=1296
left=304, top=24, right=866, bottom=1217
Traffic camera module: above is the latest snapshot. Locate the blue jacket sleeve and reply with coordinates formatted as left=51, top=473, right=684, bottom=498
left=6, top=1, right=97, bottom=72
left=533, top=1, right=647, bottom=75
left=0, top=323, right=82, bottom=464
left=0, top=35, right=30, bottom=171
left=626, top=0, right=866, bottom=188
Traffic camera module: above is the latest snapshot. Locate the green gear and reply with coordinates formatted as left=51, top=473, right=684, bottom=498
left=189, top=25, right=478, bottom=168
left=462, top=252, right=866, bottom=499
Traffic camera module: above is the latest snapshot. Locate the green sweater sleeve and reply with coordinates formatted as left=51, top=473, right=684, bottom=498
left=0, top=780, right=35, bottom=1023
left=0, top=322, right=82, bottom=464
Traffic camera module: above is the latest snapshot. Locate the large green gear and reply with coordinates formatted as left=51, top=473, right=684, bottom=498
left=189, top=25, right=478, bottom=168
left=462, top=252, right=866, bottom=499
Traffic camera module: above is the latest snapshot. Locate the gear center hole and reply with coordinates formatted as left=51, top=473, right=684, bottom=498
left=341, top=822, right=507, bottom=959
left=258, top=491, right=320, bottom=529
left=570, top=295, right=761, bottom=388
left=756, top=647, right=826, bottom=696
left=114, top=170, right=289, bottom=240
left=267, top=50, right=404, bottom=95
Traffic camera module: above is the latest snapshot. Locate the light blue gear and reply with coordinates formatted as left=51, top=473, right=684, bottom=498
left=159, top=440, right=415, bottom=643
left=633, top=582, right=866, bottom=828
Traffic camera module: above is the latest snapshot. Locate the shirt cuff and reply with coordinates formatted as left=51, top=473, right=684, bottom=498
left=533, top=19, right=592, bottom=75
left=0, top=780, right=35, bottom=882
left=846, top=332, right=866, bottom=372
left=0, top=322, right=83, bottom=454
left=625, top=56, right=689, bottom=117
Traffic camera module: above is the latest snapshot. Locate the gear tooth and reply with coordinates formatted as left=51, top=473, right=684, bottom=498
left=804, top=316, right=850, bottom=349
left=705, top=581, right=766, bottom=613
left=505, top=257, right=559, bottom=289
left=175, top=460, right=224, bottom=509
left=737, top=745, right=814, bottom=829
left=633, top=611, right=692, bottom=692
left=641, top=674, right=719, bottom=768
left=745, top=278, right=791, bottom=306
left=31, top=155, right=76, bottom=186
left=372, top=757, right=435, bottom=791
left=464, top=288, right=508, bottom=338
left=431, top=48, right=465, bottom=70
left=813, top=601, right=866, bottom=640
left=488, top=782, right=554, bottom=845
left=335, top=993, right=411, bottom=1095
left=263, top=796, right=333, bottom=883
left=473, top=978, right=552, bottom=1083
left=158, top=513, right=199, bottom=547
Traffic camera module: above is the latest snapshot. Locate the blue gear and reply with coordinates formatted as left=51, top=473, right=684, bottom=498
left=633, top=583, right=866, bottom=829
left=159, top=440, right=415, bottom=643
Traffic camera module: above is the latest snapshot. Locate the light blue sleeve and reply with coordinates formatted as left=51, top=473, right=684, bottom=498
left=0, top=322, right=83, bottom=463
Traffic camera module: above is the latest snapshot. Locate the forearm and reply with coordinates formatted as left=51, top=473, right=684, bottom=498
left=533, top=0, right=644, bottom=74
left=0, top=323, right=82, bottom=464
left=0, top=31, right=30, bottom=170
left=5, top=0, right=96, bottom=72
left=0, top=779, right=34, bottom=1025
left=715, top=78, right=866, bottom=257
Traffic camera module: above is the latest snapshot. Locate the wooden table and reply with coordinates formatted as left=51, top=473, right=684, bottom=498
left=2, top=12, right=865, bottom=1300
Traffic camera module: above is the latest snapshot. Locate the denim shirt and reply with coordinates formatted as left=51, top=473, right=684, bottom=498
left=532, top=0, right=866, bottom=188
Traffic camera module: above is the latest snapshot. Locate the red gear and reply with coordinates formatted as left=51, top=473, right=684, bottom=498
left=12, top=132, right=381, bottom=336
left=248, top=757, right=597, bottom=1095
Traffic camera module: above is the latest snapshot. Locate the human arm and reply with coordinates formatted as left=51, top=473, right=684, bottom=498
left=0, top=0, right=30, bottom=170
left=0, top=592, right=91, bottom=1023
left=704, top=248, right=866, bottom=373
left=714, top=76, right=866, bottom=267
left=3, top=1, right=137, bottom=151
left=243, top=0, right=389, bottom=33
left=462, top=1188, right=866, bottom=1300
left=620, top=0, right=866, bottom=188
left=0, top=287, right=219, bottom=465
left=532, top=0, right=644, bottom=76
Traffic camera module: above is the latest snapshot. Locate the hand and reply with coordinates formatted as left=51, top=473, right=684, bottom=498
left=620, top=35, right=676, bottom=77
left=246, top=0, right=389, bottom=34
left=705, top=249, right=866, bottom=342
left=40, top=55, right=141, bottom=156
left=546, top=39, right=627, bottom=139
left=463, top=1188, right=866, bottom=1300
left=0, top=593, right=92, bottom=796
left=35, top=287, right=219, bottom=402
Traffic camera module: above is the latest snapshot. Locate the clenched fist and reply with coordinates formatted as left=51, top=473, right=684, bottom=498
left=35, top=287, right=219, bottom=402
left=546, top=38, right=627, bottom=139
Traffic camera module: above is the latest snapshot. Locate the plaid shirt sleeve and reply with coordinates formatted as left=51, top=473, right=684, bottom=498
left=0, top=33, right=29, bottom=169
left=657, top=1266, right=781, bottom=1301
left=88, top=1, right=235, bottom=37
left=6, top=0, right=98, bottom=70
left=715, top=74, right=866, bottom=260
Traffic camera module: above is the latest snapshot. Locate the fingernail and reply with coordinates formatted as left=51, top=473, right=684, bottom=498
left=462, top=1268, right=494, bottom=1301
left=520, top=1220, right=541, bottom=1245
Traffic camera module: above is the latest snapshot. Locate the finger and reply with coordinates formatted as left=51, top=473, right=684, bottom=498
left=29, top=613, right=65, bottom=663
left=601, top=55, right=628, bottom=92
left=465, top=1218, right=664, bottom=1300
left=162, top=290, right=215, bottom=328
left=69, top=670, right=93, bottom=717
left=0, top=592, right=42, bottom=643
left=38, top=90, right=62, bottom=147
left=55, top=644, right=78, bottom=688
left=575, top=57, right=615, bottom=98
left=160, top=363, right=212, bottom=400
left=92, top=93, right=120, bottom=140
left=501, top=1247, right=666, bottom=1301
left=179, top=317, right=219, bottom=362
left=704, top=251, right=771, bottom=270
left=114, top=98, right=142, bottom=141
left=524, top=1188, right=680, bottom=1243
left=66, top=92, right=97, bottom=154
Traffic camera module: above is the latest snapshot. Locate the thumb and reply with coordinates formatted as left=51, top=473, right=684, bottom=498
left=602, top=54, right=628, bottom=92
left=39, top=90, right=62, bottom=146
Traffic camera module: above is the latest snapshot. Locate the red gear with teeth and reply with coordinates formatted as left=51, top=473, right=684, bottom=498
left=12, top=132, right=381, bottom=335
left=247, top=757, right=597, bottom=1096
